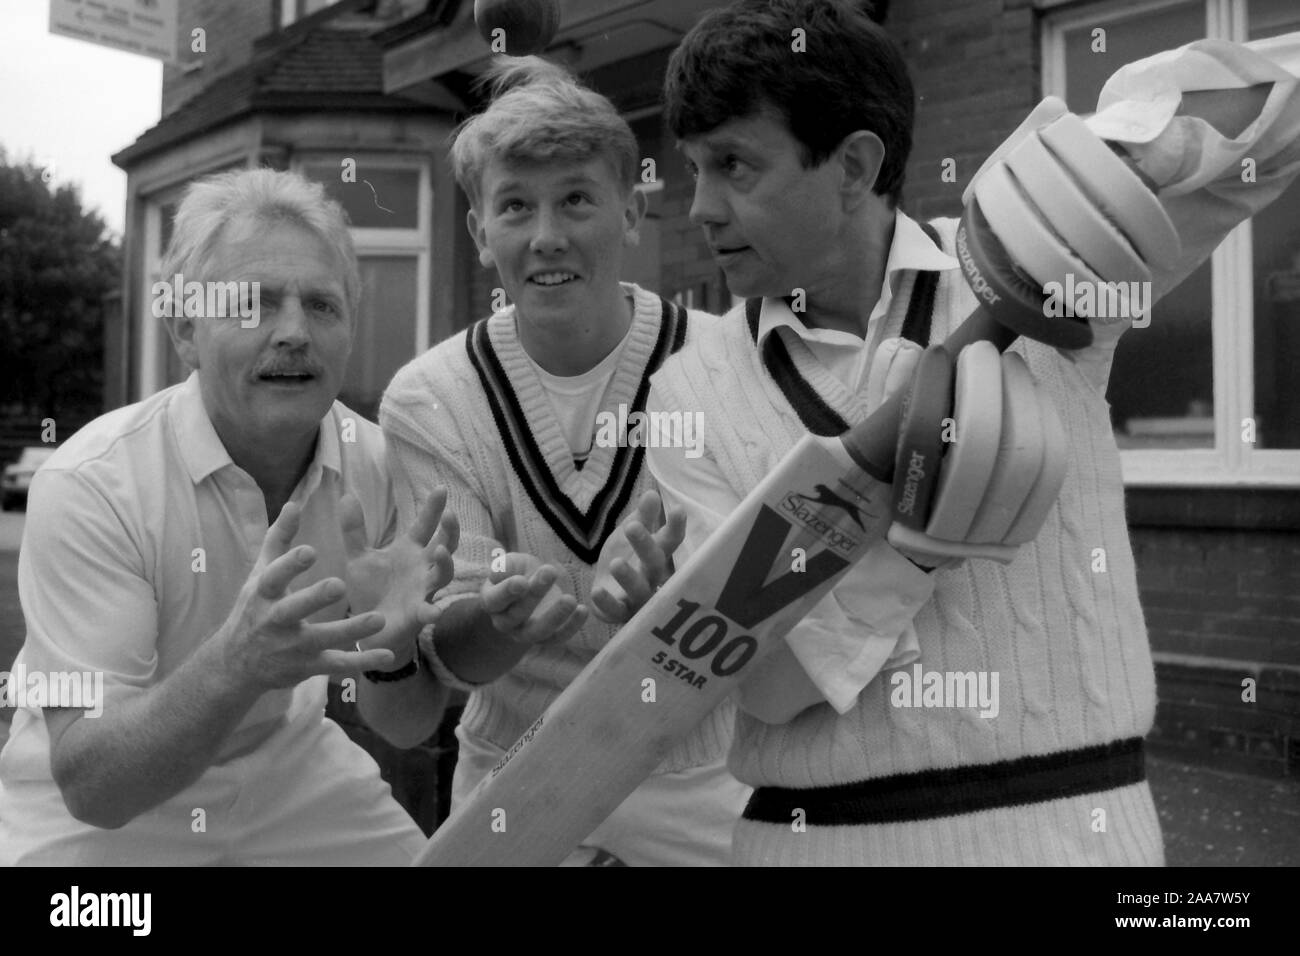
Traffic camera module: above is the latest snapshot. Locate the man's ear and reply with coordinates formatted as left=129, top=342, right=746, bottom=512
left=164, top=312, right=200, bottom=370
left=466, top=208, right=495, bottom=268
left=622, top=187, right=648, bottom=247
left=838, top=130, right=887, bottom=211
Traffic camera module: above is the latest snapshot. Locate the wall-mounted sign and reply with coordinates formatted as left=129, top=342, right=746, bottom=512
left=49, top=0, right=177, bottom=64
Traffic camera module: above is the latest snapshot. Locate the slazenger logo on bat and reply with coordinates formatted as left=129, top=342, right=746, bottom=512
left=780, top=483, right=865, bottom=555
left=956, top=225, right=1000, bottom=306
left=489, top=714, right=543, bottom=777
left=896, top=451, right=927, bottom=517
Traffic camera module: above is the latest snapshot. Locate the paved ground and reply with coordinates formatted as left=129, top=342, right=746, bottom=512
left=1, top=511, right=1296, bottom=866
left=1150, top=753, right=1300, bottom=866
left=0, top=511, right=25, bottom=551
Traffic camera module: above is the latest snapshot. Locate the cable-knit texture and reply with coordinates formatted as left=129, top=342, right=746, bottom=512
left=652, top=218, right=1162, bottom=864
left=381, top=285, right=732, bottom=774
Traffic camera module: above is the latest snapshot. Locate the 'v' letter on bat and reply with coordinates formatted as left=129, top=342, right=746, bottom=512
left=715, top=506, right=849, bottom=629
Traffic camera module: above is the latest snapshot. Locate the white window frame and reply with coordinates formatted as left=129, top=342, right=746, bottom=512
left=281, top=0, right=337, bottom=29
left=1042, top=0, right=1300, bottom=486
left=140, top=200, right=165, bottom=399
left=293, top=153, right=433, bottom=356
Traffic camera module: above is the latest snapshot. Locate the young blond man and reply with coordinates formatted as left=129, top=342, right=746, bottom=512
left=360, top=59, right=749, bottom=866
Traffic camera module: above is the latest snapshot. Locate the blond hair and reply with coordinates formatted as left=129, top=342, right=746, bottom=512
left=450, top=57, right=639, bottom=209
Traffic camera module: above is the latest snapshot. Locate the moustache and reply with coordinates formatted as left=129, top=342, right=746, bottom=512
left=254, top=358, right=323, bottom=377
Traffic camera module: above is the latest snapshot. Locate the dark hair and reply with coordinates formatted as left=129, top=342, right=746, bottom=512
left=664, top=0, right=914, bottom=205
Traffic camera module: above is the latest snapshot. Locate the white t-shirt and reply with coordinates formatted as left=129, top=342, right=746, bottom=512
left=524, top=298, right=634, bottom=466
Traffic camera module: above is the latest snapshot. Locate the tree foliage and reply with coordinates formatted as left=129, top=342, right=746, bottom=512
left=0, top=148, right=120, bottom=419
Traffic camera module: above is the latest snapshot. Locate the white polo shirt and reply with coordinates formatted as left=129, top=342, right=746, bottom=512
left=0, top=372, right=420, bottom=864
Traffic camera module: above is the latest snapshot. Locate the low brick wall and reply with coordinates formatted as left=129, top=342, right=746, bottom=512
left=1134, top=525, right=1300, bottom=779
left=1150, top=661, right=1300, bottom=778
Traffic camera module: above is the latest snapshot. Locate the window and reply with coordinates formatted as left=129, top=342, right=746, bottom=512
left=622, top=113, right=665, bottom=295
left=157, top=200, right=190, bottom=390
left=280, top=0, right=340, bottom=29
left=1042, top=0, right=1300, bottom=485
left=1248, top=0, right=1300, bottom=452
left=298, top=157, right=432, bottom=420
left=139, top=197, right=176, bottom=397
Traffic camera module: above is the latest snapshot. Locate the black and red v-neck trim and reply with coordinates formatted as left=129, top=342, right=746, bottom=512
left=746, top=298, right=851, bottom=437
left=747, top=221, right=943, bottom=437
left=467, top=297, right=688, bottom=564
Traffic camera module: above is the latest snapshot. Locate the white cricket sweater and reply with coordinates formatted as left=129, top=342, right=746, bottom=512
left=380, top=284, right=733, bottom=774
left=651, top=218, right=1164, bottom=865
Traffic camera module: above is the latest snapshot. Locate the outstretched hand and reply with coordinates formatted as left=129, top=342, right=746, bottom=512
left=342, top=489, right=459, bottom=667
left=218, top=501, right=394, bottom=689
left=590, top=490, right=686, bottom=624
left=481, top=552, right=588, bottom=648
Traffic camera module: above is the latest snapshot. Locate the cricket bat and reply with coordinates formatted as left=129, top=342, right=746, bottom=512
left=412, top=312, right=1006, bottom=867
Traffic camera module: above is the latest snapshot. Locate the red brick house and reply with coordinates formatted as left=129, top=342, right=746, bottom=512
left=109, top=0, right=1299, bottom=807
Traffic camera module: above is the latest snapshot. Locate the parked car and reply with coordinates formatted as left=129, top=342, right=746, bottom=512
left=2, top=446, right=57, bottom=511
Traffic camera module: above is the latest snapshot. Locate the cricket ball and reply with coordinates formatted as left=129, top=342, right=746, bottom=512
left=474, top=0, right=562, bottom=56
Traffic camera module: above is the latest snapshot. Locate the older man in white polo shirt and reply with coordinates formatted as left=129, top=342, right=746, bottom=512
left=0, top=168, right=455, bottom=865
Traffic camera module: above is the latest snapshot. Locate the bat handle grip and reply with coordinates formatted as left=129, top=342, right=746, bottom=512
left=839, top=305, right=1018, bottom=483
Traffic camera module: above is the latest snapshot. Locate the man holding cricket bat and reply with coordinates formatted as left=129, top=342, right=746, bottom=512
left=361, top=59, right=751, bottom=865
left=594, top=0, right=1300, bottom=865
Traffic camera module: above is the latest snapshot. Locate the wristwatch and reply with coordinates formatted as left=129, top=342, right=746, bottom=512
left=361, top=643, right=421, bottom=684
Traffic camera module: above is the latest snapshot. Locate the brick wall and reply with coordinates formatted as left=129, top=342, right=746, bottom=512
left=657, top=159, right=722, bottom=309
left=161, top=0, right=275, bottom=117
left=1136, top=529, right=1300, bottom=667
left=892, top=0, right=1039, bottom=223
left=1135, top=527, right=1300, bottom=777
